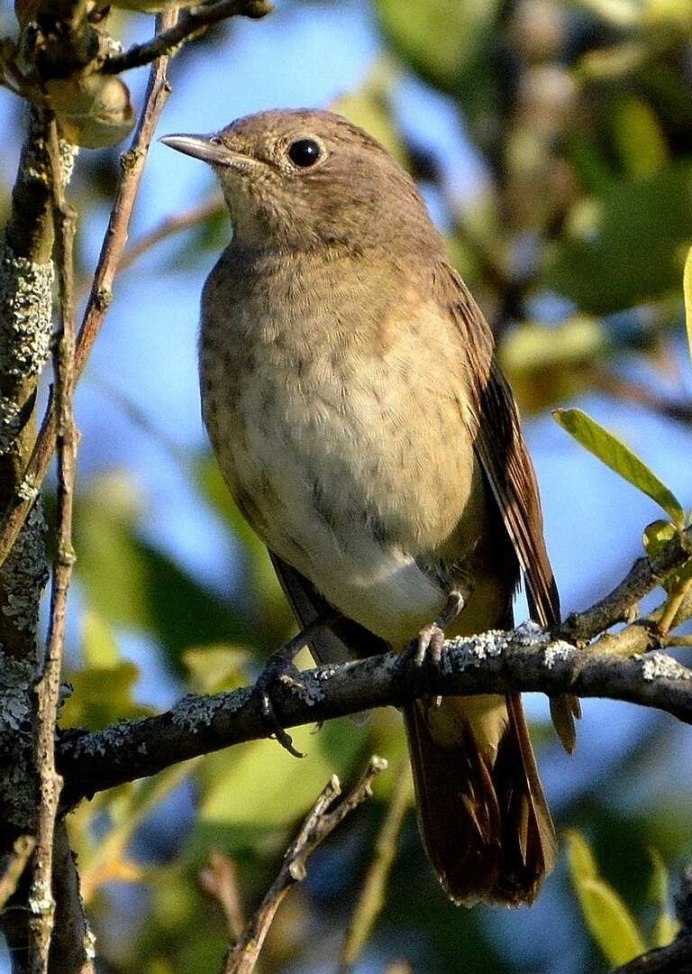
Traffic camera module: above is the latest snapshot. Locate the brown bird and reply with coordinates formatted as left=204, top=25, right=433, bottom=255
left=162, top=109, right=579, bottom=906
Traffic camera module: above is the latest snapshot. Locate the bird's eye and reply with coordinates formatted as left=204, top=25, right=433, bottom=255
left=287, top=138, right=322, bottom=168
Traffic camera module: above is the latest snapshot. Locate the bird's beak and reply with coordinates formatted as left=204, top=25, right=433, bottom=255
left=160, top=133, right=232, bottom=166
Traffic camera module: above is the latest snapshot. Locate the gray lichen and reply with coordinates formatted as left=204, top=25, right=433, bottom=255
left=170, top=691, right=242, bottom=731
left=641, top=651, right=692, bottom=682
left=0, top=394, right=22, bottom=453
left=0, top=238, right=54, bottom=386
left=0, top=500, right=49, bottom=638
left=543, top=640, right=576, bottom=668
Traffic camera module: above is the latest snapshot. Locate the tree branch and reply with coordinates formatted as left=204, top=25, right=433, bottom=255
left=101, top=0, right=273, bottom=75
left=28, top=115, right=78, bottom=974
left=221, top=757, right=387, bottom=974
left=0, top=14, right=175, bottom=576
left=558, top=524, right=692, bottom=643
left=57, top=623, right=692, bottom=810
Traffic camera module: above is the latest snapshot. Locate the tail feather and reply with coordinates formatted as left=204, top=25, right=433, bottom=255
left=404, top=693, right=556, bottom=906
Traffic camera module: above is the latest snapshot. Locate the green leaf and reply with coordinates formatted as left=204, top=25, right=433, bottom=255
left=612, top=95, right=669, bottom=179
left=648, top=849, right=680, bottom=949
left=81, top=608, right=121, bottom=669
left=566, top=831, right=647, bottom=966
left=62, top=660, right=150, bottom=730
left=644, top=521, right=692, bottom=597
left=542, top=162, right=692, bottom=314
left=375, top=0, right=499, bottom=95
left=553, top=408, right=685, bottom=527
left=684, top=243, right=692, bottom=365
left=374, top=0, right=504, bottom=137
left=332, top=61, right=406, bottom=164
left=188, top=720, right=367, bottom=858
left=182, top=645, right=252, bottom=694
left=643, top=519, right=678, bottom=557
left=74, top=471, right=248, bottom=671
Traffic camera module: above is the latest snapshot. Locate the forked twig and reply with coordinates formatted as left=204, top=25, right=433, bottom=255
left=101, top=0, right=273, bottom=75
left=222, top=756, right=388, bottom=974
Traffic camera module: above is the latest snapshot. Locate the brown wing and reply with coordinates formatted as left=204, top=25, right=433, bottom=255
left=441, top=264, right=580, bottom=750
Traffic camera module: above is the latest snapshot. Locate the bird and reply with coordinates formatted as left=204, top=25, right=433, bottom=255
left=162, top=108, right=579, bottom=906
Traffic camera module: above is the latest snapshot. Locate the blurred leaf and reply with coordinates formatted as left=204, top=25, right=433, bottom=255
left=501, top=316, right=607, bottom=412
left=684, top=243, right=692, bottom=364
left=81, top=607, right=121, bottom=668
left=543, top=162, right=692, bottom=313
left=74, top=471, right=249, bottom=669
left=648, top=848, right=680, bottom=948
left=375, top=0, right=498, bottom=94
left=62, top=660, right=150, bottom=729
left=375, top=0, right=503, bottom=139
left=186, top=720, right=369, bottom=871
left=566, top=831, right=647, bottom=966
left=332, top=60, right=406, bottom=163
left=575, top=0, right=641, bottom=28
left=554, top=408, right=685, bottom=526
left=196, top=455, right=293, bottom=648
left=182, top=645, right=252, bottom=694
left=612, top=95, right=669, bottom=179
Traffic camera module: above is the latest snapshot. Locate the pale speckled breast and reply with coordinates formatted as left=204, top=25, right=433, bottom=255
left=199, top=245, right=495, bottom=644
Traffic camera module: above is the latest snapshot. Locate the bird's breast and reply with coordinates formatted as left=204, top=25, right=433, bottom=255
left=199, top=247, right=489, bottom=643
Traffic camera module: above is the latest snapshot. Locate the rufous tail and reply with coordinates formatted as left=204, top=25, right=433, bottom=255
left=404, top=692, right=556, bottom=906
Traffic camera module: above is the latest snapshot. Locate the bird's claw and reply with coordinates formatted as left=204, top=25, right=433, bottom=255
left=413, top=622, right=446, bottom=666
left=253, top=653, right=310, bottom=758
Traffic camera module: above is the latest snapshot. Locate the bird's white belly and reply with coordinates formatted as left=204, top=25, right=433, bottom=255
left=203, top=359, right=449, bottom=648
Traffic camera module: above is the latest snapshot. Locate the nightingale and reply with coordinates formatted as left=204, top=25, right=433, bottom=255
left=162, top=109, right=579, bottom=906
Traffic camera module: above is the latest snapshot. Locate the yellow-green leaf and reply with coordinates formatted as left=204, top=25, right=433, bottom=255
left=684, top=243, right=692, bottom=365
left=566, top=832, right=647, bottom=966
left=613, top=95, right=669, bottom=179
left=554, top=408, right=685, bottom=527
left=643, top=520, right=677, bottom=557
left=565, top=829, right=598, bottom=883
left=648, top=849, right=680, bottom=949
left=81, top=609, right=121, bottom=669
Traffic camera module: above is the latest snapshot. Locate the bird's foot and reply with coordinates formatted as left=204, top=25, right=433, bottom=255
left=252, top=613, right=335, bottom=758
left=400, top=589, right=468, bottom=705
left=412, top=621, right=446, bottom=666
left=405, top=589, right=467, bottom=667
left=253, top=649, right=307, bottom=758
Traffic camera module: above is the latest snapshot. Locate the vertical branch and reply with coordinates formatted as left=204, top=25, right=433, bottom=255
left=0, top=9, right=179, bottom=575
left=29, top=116, right=78, bottom=974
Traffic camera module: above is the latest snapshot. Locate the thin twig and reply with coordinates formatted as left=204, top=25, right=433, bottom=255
left=0, top=836, right=36, bottom=910
left=222, top=756, right=388, bottom=974
left=0, top=13, right=178, bottom=575
left=101, top=0, right=273, bottom=75
left=200, top=852, right=247, bottom=942
left=338, top=761, right=413, bottom=973
left=558, top=524, right=692, bottom=643
left=29, top=114, right=77, bottom=974
left=119, top=195, right=222, bottom=275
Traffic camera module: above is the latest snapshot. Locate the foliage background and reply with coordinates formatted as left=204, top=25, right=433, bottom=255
left=1, top=0, right=692, bottom=971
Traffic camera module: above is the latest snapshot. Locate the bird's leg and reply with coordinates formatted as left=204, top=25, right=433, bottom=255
left=412, top=589, right=467, bottom=665
left=253, top=610, right=341, bottom=757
